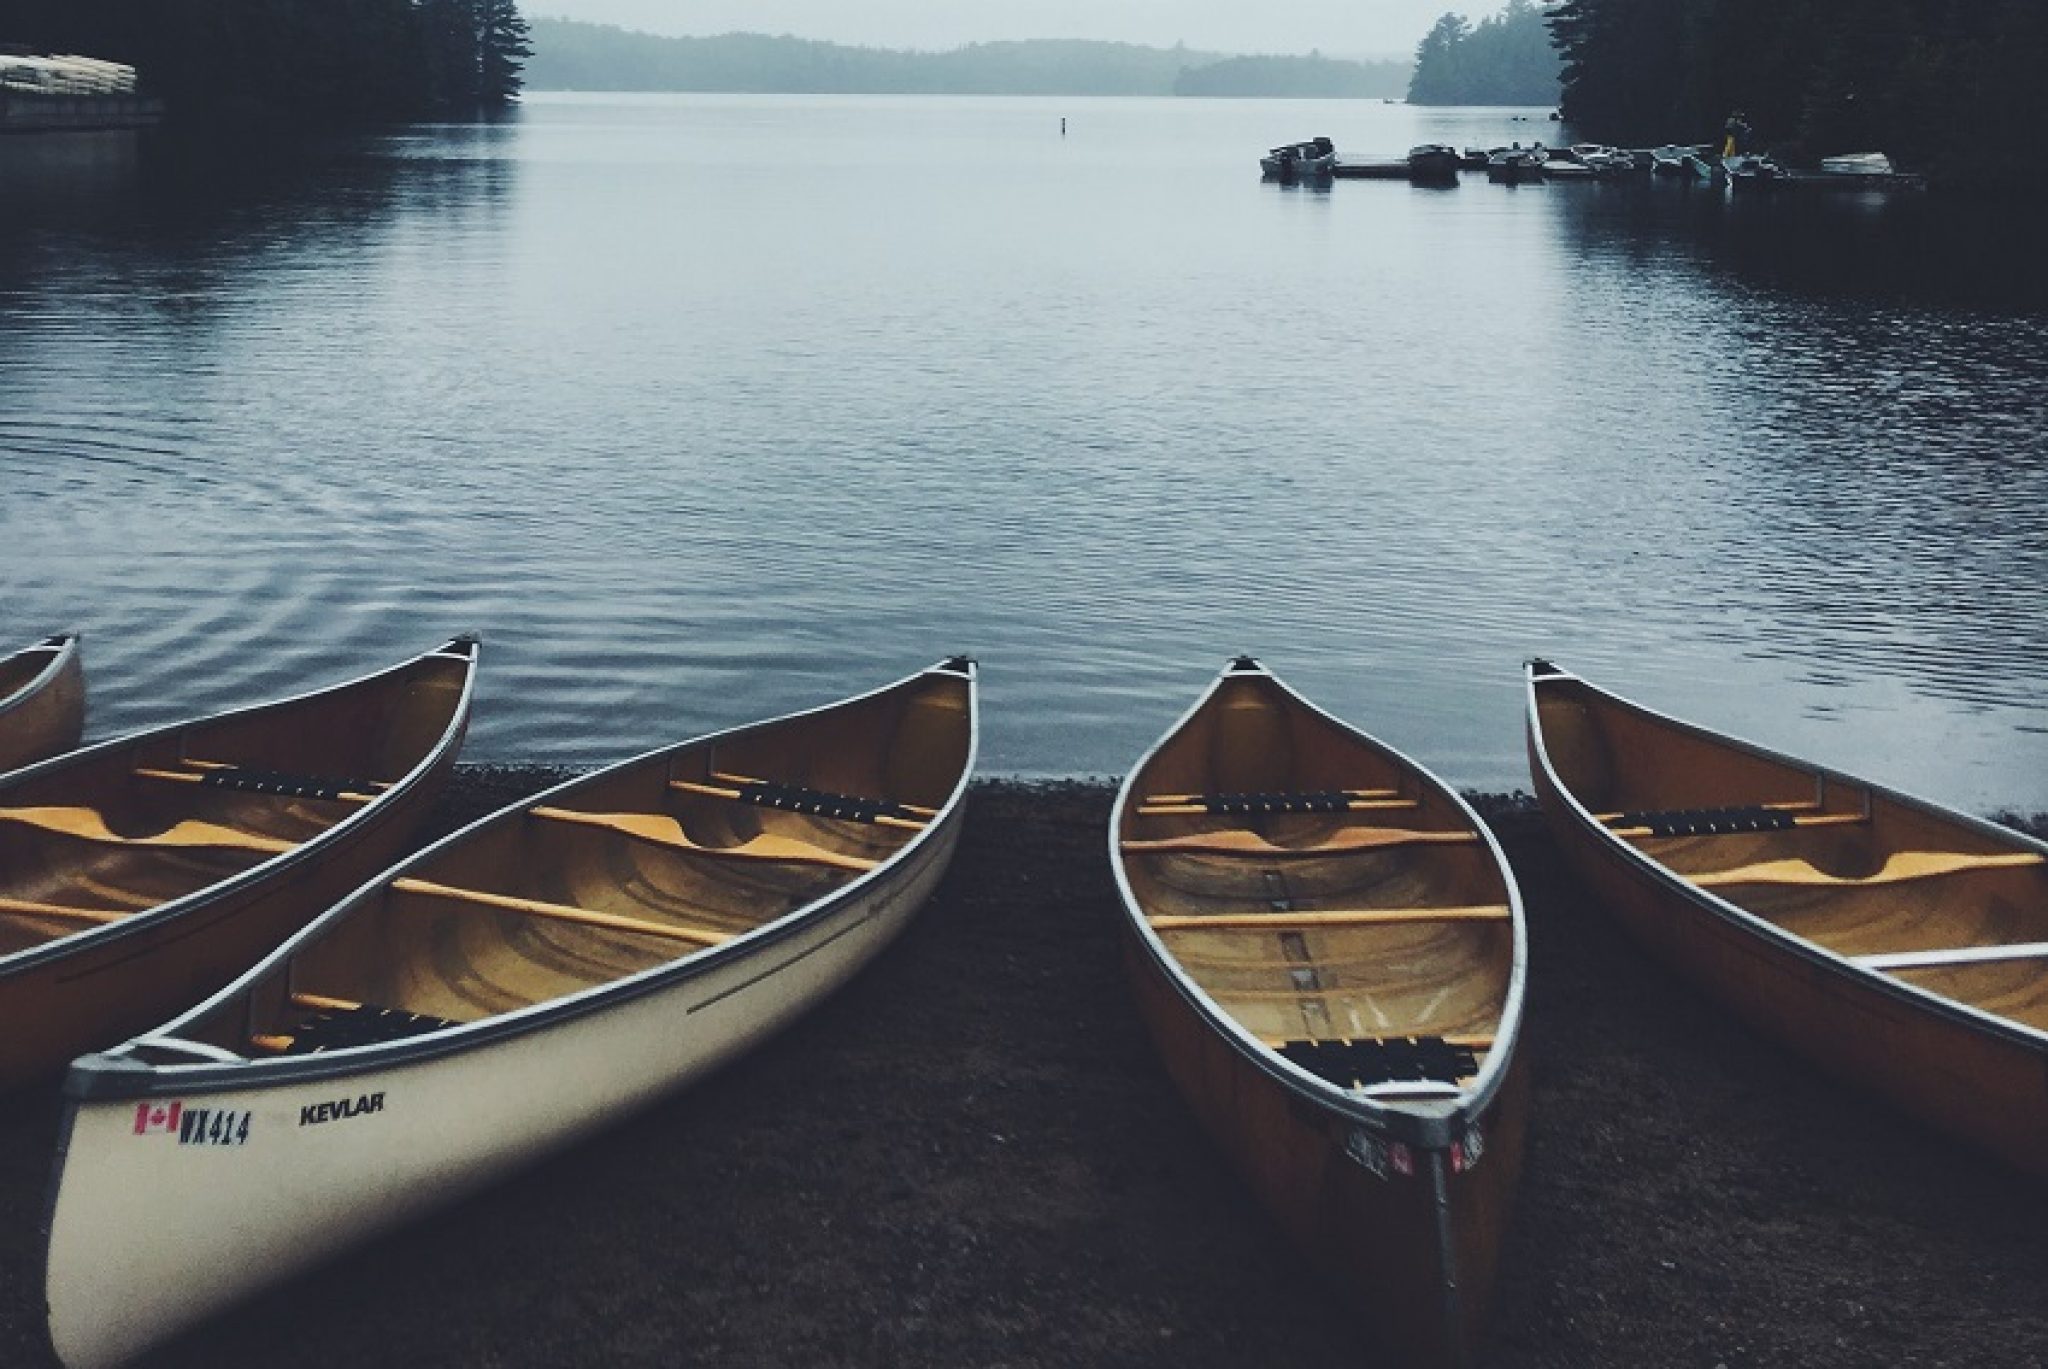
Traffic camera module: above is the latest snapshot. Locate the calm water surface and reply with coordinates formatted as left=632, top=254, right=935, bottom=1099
left=2, top=96, right=2045, bottom=806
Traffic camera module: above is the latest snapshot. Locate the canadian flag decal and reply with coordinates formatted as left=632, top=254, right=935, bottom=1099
left=133, top=1101, right=183, bottom=1136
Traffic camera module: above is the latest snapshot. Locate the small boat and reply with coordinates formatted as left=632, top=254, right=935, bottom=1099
left=1525, top=661, right=2048, bottom=1176
left=1542, top=159, right=1594, bottom=181
left=1486, top=147, right=1546, bottom=185
left=1262, top=136, right=1336, bottom=180
left=1650, top=145, right=1692, bottom=177
left=1406, top=144, right=1462, bottom=182
left=1821, top=152, right=1894, bottom=176
left=1725, top=152, right=1785, bottom=189
left=1683, top=150, right=1723, bottom=182
left=45, top=657, right=978, bottom=1368
left=1112, top=658, right=1527, bottom=1368
left=0, top=633, right=84, bottom=775
left=0, top=638, right=478, bottom=1092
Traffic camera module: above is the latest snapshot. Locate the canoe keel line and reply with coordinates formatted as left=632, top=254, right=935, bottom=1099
left=42, top=659, right=977, bottom=1368
left=1112, top=658, right=1528, bottom=1367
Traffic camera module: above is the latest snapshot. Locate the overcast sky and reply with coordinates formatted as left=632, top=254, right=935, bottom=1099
left=529, top=2, right=1510, bottom=59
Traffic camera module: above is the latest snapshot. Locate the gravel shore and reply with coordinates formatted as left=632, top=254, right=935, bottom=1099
left=2, top=771, right=2043, bottom=1367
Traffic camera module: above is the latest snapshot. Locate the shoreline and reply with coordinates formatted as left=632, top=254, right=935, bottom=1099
left=1, top=771, right=2042, bottom=1366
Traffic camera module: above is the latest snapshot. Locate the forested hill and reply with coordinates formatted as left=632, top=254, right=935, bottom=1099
left=0, top=0, right=530, bottom=124
left=1408, top=1, right=1561, bottom=105
left=1550, top=0, right=2048, bottom=186
left=526, top=20, right=1406, bottom=98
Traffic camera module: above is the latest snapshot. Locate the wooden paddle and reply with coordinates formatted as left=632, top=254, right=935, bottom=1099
left=528, top=806, right=879, bottom=873
left=1697, top=848, right=2043, bottom=889
left=0, top=806, right=293, bottom=855
left=1121, top=827, right=1479, bottom=859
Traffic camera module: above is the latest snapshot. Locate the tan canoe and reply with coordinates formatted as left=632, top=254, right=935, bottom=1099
left=44, top=657, right=977, bottom=1369
left=1525, top=659, right=2048, bottom=1174
left=0, top=633, right=84, bottom=775
left=0, top=637, right=478, bottom=1091
left=1111, top=658, right=1528, bottom=1368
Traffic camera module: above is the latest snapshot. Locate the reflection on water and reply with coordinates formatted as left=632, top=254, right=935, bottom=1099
left=1, top=97, right=2043, bottom=808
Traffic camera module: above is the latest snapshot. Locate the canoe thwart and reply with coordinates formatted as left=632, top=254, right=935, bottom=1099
left=136, top=765, right=379, bottom=804
left=1278, top=1035, right=1480, bottom=1090
left=391, top=877, right=735, bottom=948
left=527, top=805, right=880, bottom=872
left=1604, top=804, right=1864, bottom=838
left=1138, top=789, right=1406, bottom=816
left=1121, top=827, right=1479, bottom=859
left=668, top=777, right=927, bottom=830
left=1697, top=848, right=2045, bottom=889
left=1149, top=905, right=1510, bottom=932
left=0, top=805, right=294, bottom=855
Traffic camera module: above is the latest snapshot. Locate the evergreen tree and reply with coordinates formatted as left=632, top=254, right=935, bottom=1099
left=478, top=0, right=532, bottom=107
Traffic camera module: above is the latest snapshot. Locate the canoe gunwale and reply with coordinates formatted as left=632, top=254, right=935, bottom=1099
left=1110, top=658, right=1529, bottom=1150
left=0, top=633, right=79, bottom=724
left=62, top=658, right=980, bottom=1102
left=1524, top=661, right=2048, bottom=1054
left=0, top=637, right=481, bottom=980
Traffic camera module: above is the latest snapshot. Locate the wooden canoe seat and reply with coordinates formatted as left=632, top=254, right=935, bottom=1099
left=0, top=805, right=292, bottom=855
left=1279, top=1036, right=1480, bottom=1089
left=134, top=763, right=382, bottom=804
left=392, top=878, right=734, bottom=948
left=1606, top=804, right=1866, bottom=838
left=1121, top=827, right=1479, bottom=859
left=669, top=778, right=927, bottom=831
left=1149, top=906, right=1510, bottom=932
left=1138, top=789, right=1411, bottom=817
left=528, top=806, right=879, bottom=873
left=711, top=770, right=940, bottom=819
left=1697, top=849, right=2045, bottom=890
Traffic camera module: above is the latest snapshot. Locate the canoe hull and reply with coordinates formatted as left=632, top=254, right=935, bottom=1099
left=0, top=635, right=84, bottom=776
left=1124, top=928, right=1527, bottom=1367
left=1526, top=707, right=2048, bottom=1177
left=45, top=807, right=961, bottom=1369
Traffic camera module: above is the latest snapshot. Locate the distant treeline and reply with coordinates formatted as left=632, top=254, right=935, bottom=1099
left=526, top=20, right=1407, bottom=99
left=1409, top=0, right=1561, bottom=105
left=1551, top=0, right=2048, bottom=183
left=0, top=0, right=530, bottom=125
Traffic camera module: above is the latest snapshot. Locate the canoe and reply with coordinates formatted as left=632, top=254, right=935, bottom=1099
left=1110, top=658, right=1528, bottom=1368
left=1525, top=660, right=2048, bottom=1174
left=0, top=638, right=478, bottom=1092
left=0, top=633, right=84, bottom=775
left=45, top=656, right=978, bottom=1368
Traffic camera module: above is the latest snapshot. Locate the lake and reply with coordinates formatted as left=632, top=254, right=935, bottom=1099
left=1, top=94, right=2044, bottom=807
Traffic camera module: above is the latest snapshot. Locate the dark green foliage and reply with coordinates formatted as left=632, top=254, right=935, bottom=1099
left=524, top=21, right=1405, bottom=99
left=1548, top=0, right=2048, bottom=184
left=1409, top=0, right=1563, bottom=106
left=0, top=0, right=529, bottom=125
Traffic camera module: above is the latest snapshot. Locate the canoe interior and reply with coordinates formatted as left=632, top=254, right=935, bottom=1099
left=0, top=634, right=84, bottom=775
left=0, top=646, right=474, bottom=959
left=1118, top=671, right=1514, bottom=1092
left=0, top=640, right=60, bottom=702
left=1534, top=674, right=2048, bottom=1031
left=170, top=669, right=973, bottom=1057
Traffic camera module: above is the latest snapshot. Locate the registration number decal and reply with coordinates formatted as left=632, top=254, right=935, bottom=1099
left=178, top=1106, right=251, bottom=1147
